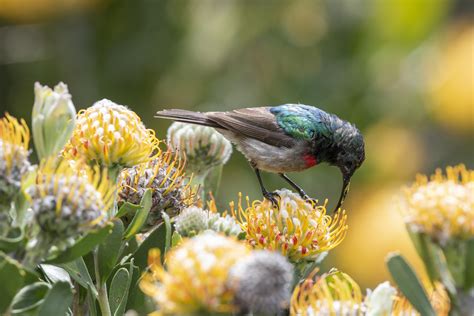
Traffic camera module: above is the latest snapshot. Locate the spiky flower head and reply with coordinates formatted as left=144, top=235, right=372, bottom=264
left=232, top=189, right=348, bottom=263
left=392, top=282, right=450, bottom=316
left=402, top=164, right=474, bottom=244
left=290, top=269, right=364, bottom=316
left=63, top=99, right=159, bottom=167
left=167, top=122, right=232, bottom=175
left=32, top=82, right=76, bottom=159
left=174, top=205, right=242, bottom=237
left=0, top=114, right=31, bottom=205
left=228, top=250, right=293, bottom=315
left=140, top=232, right=251, bottom=314
left=25, top=158, right=115, bottom=244
left=118, top=148, right=192, bottom=231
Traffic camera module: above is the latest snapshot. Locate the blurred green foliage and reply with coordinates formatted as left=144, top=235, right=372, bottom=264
left=0, top=0, right=472, bottom=287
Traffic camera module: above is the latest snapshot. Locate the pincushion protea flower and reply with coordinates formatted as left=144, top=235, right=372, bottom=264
left=140, top=232, right=251, bottom=315
left=25, top=158, right=115, bottom=244
left=290, top=269, right=364, bottom=316
left=0, top=114, right=31, bottom=204
left=232, top=189, right=348, bottom=263
left=392, top=282, right=450, bottom=316
left=118, top=148, right=192, bottom=230
left=402, top=164, right=474, bottom=244
left=63, top=99, right=159, bottom=167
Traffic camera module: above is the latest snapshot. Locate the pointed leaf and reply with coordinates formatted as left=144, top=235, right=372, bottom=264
left=123, top=189, right=152, bottom=239
left=387, top=253, right=436, bottom=316
left=97, top=220, right=124, bottom=283
left=46, top=222, right=114, bottom=264
left=38, top=281, right=73, bottom=316
left=133, top=223, right=166, bottom=270
left=116, top=202, right=141, bottom=219
left=407, top=230, right=440, bottom=282
left=109, top=267, right=132, bottom=316
left=59, top=258, right=97, bottom=298
left=40, top=264, right=71, bottom=285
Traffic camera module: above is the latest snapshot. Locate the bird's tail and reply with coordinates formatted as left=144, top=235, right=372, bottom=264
left=155, top=109, right=220, bottom=128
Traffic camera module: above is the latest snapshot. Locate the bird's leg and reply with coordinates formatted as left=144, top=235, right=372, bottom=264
left=253, top=167, right=279, bottom=205
left=279, top=173, right=315, bottom=203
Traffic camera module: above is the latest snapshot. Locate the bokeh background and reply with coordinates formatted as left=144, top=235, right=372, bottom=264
left=1, top=0, right=473, bottom=289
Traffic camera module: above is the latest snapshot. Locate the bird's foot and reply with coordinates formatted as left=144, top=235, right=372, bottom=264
left=263, top=191, right=280, bottom=206
left=303, top=195, right=319, bottom=206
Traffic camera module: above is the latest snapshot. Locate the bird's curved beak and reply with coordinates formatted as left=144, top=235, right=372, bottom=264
left=334, top=170, right=352, bottom=213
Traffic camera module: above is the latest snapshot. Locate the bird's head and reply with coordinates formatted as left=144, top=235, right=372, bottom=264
left=332, top=124, right=365, bottom=212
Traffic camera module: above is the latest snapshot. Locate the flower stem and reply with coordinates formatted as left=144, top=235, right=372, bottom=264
left=94, top=250, right=112, bottom=316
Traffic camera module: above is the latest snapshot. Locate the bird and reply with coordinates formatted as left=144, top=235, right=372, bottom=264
left=156, top=103, right=365, bottom=212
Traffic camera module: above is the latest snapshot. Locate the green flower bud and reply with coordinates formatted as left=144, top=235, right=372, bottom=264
left=208, top=212, right=242, bottom=237
left=167, top=122, right=232, bottom=175
left=174, top=206, right=208, bottom=237
left=32, top=82, right=76, bottom=159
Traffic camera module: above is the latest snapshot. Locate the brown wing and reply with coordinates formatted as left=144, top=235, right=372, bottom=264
left=206, top=107, right=297, bottom=148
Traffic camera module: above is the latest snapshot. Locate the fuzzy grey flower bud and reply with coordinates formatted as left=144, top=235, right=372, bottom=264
left=228, top=250, right=294, bottom=314
left=174, top=206, right=208, bottom=237
left=118, top=152, right=192, bottom=231
left=208, top=213, right=242, bottom=236
left=167, top=122, right=232, bottom=175
left=32, top=82, right=76, bottom=159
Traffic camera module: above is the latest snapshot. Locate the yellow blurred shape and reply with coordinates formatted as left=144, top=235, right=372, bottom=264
left=0, top=0, right=102, bottom=22
left=332, top=185, right=425, bottom=288
left=365, top=123, right=424, bottom=181
left=426, top=22, right=474, bottom=134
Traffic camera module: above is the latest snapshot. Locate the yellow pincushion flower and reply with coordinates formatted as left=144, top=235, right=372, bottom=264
left=25, top=158, right=115, bottom=242
left=0, top=114, right=31, bottom=202
left=290, top=269, right=364, bottom=316
left=232, top=189, right=348, bottom=263
left=140, top=232, right=250, bottom=314
left=392, top=282, right=450, bottom=316
left=402, top=164, right=474, bottom=243
left=63, top=99, right=159, bottom=167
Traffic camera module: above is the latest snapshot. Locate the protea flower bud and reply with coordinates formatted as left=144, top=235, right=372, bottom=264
left=228, top=250, right=293, bottom=314
left=118, top=149, right=192, bottom=231
left=0, top=114, right=31, bottom=206
left=173, top=206, right=209, bottom=237
left=174, top=205, right=241, bottom=237
left=24, top=158, right=115, bottom=252
left=364, top=282, right=396, bottom=316
left=167, top=122, right=232, bottom=175
left=63, top=99, right=159, bottom=168
left=32, top=82, right=76, bottom=159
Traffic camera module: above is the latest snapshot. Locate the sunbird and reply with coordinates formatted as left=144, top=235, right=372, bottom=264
left=156, top=104, right=365, bottom=212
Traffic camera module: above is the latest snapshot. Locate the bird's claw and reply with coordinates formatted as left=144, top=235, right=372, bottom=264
left=302, top=194, right=318, bottom=205
left=263, top=191, right=280, bottom=206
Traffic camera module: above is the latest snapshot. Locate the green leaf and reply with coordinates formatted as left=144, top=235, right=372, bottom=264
left=133, top=223, right=166, bottom=270
left=59, top=258, right=97, bottom=298
left=40, top=264, right=71, bottom=285
left=123, top=189, right=153, bottom=239
left=407, top=230, right=440, bottom=282
left=46, top=222, right=114, bottom=264
left=0, top=254, right=27, bottom=313
left=0, top=227, right=24, bottom=253
left=115, top=202, right=141, bottom=218
left=162, top=212, right=172, bottom=254
left=171, top=231, right=183, bottom=247
left=442, top=239, right=466, bottom=288
left=109, top=265, right=132, bottom=316
left=465, top=238, right=474, bottom=290
left=11, top=282, right=50, bottom=315
left=386, top=253, right=436, bottom=316
left=38, top=281, right=73, bottom=316
left=97, top=220, right=124, bottom=283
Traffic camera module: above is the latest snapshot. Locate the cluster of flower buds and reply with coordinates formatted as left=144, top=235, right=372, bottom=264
left=174, top=205, right=242, bottom=237
left=140, top=232, right=294, bottom=315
